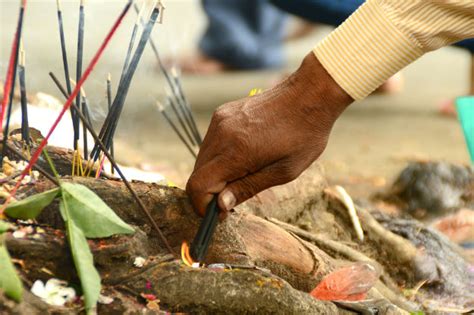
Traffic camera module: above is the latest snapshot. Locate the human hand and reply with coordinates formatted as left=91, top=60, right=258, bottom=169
left=186, top=53, right=353, bottom=217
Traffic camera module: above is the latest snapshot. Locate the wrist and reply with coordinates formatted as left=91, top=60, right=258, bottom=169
left=287, top=52, right=353, bottom=121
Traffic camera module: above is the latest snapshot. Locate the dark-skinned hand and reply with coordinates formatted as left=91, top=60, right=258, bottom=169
left=186, top=53, right=354, bottom=217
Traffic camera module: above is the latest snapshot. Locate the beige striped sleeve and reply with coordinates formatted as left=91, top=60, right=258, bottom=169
left=313, top=0, right=474, bottom=101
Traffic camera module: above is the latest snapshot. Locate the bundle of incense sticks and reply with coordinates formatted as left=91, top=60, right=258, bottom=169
left=1, top=0, right=27, bottom=158
left=90, top=2, right=161, bottom=162
left=4, top=0, right=135, bottom=204
left=46, top=70, right=174, bottom=255
left=133, top=2, right=202, bottom=148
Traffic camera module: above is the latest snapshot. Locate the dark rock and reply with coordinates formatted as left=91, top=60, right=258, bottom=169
left=380, top=161, right=474, bottom=219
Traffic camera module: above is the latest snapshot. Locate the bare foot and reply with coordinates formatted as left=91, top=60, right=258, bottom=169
left=168, top=53, right=230, bottom=75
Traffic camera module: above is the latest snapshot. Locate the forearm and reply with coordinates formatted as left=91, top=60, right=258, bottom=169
left=314, top=0, right=474, bottom=100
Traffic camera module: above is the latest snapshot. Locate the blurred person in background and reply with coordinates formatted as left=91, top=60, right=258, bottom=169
left=177, top=0, right=474, bottom=115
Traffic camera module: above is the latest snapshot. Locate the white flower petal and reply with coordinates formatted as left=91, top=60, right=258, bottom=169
left=31, top=278, right=76, bottom=306
left=98, top=294, right=114, bottom=305
left=133, top=256, right=146, bottom=268
left=12, top=230, right=26, bottom=239
left=59, top=287, right=76, bottom=301
left=31, top=280, right=47, bottom=299
left=47, top=295, right=67, bottom=306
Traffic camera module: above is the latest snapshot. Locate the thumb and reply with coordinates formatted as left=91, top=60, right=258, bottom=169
left=218, top=163, right=297, bottom=211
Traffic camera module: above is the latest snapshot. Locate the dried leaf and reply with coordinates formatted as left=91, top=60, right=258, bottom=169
left=311, top=263, right=380, bottom=301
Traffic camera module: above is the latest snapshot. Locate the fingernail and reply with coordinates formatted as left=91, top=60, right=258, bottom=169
left=221, top=190, right=236, bottom=211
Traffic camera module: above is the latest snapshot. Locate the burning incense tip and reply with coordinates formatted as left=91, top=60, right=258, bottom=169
left=181, top=241, right=199, bottom=267
left=56, top=0, right=61, bottom=10
left=107, top=72, right=111, bottom=82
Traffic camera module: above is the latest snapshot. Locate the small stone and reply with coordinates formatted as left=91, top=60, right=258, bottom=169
left=133, top=256, right=146, bottom=268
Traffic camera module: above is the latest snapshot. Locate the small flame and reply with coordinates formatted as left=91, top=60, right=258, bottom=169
left=181, top=241, right=196, bottom=267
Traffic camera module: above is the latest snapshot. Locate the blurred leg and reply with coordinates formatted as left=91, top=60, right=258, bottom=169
left=270, top=0, right=362, bottom=26
left=198, top=0, right=286, bottom=70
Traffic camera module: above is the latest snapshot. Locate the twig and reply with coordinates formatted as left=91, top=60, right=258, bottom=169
left=0, top=171, right=22, bottom=184
left=4, top=142, right=59, bottom=186
left=49, top=72, right=176, bottom=256
left=333, top=185, right=364, bottom=241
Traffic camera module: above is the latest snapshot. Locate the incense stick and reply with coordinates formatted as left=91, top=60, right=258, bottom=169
left=81, top=98, right=88, bottom=157
left=1, top=0, right=26, bottom=158
left=91, top=4, right=161, bottom=161
left=48, top=72, right=175, bottom=255
left=106, top=73, right=114, bottom=174
left=3, top=0, right=134, bottom=206
left=171, top=69, right=202, bottom=144
left=92, top=3, right=148, bottom=157
left=18, top=44, right=29, bottom=145
left=74, top=0, right=86, bottom=150
left=119, top=2, right=145, bottom=85
left=157, top=101, right=197, bottom=158
left=167, top=91, right=196, bottom=146
left=70, top=79, right=92, bottom=159
left=55, top=0, right=77, bottom=145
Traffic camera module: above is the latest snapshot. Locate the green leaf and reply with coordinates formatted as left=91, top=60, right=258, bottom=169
left=61, top=183, right=134, bottom=238
left=61, top=199, right=100, bottom=312
left=0, top=221, right=11, bottom=233
left=5, top=188, right=60, bottom=220
left=0, top=236, right=23, bottom=302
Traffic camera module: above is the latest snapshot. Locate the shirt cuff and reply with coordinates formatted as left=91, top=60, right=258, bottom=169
left=313, top=0, right=424, bottom=101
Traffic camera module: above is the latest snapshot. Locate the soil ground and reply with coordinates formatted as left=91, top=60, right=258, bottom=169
left=1, top=0, right=471, bottom=197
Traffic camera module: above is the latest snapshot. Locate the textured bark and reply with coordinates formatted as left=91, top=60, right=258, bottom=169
left=2, top=161, right=470, bottom=313
left=33, top=177, right=333, bottom=292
